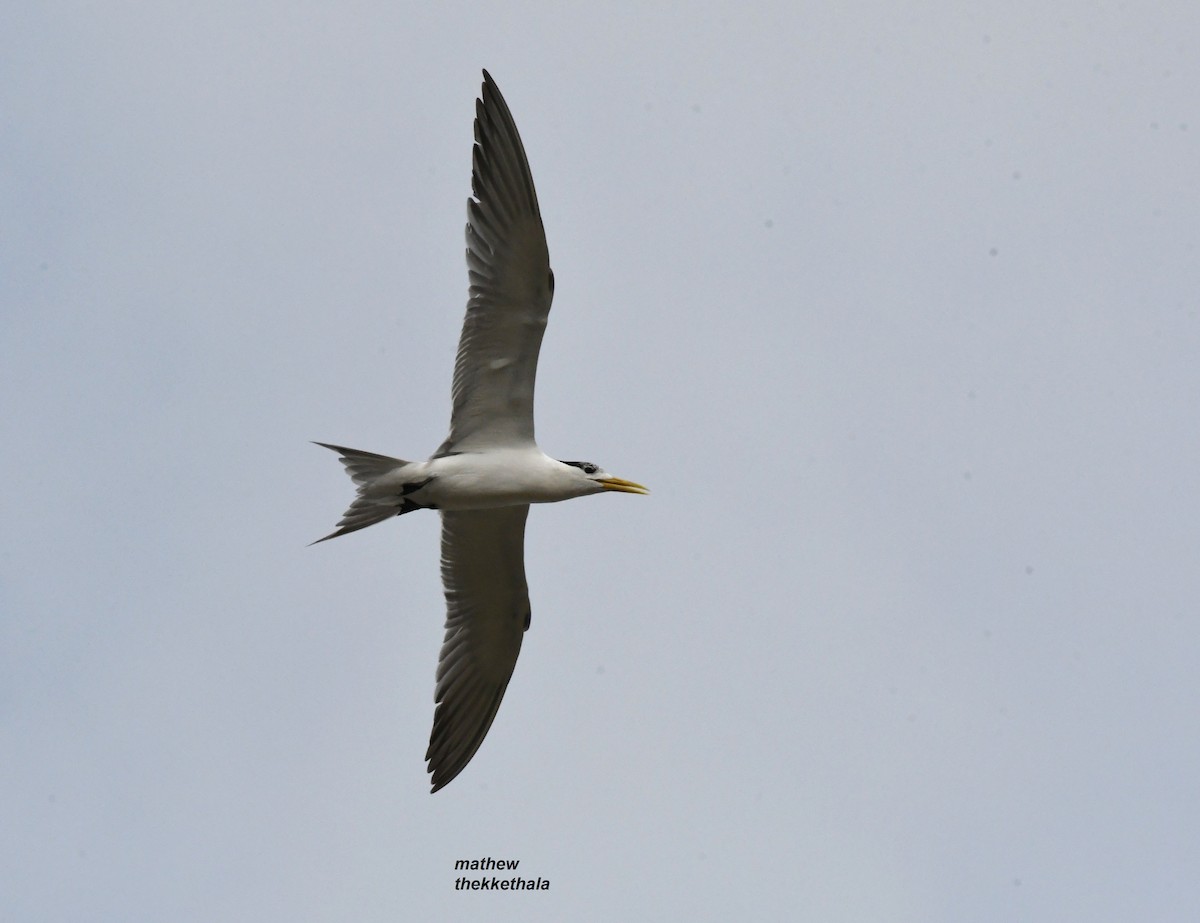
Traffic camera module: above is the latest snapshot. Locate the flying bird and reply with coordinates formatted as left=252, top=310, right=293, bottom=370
left=314, top=71, right=647, bottom=792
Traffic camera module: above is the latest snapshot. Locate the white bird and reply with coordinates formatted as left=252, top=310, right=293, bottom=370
left=314, top=71, right=647, bottom=792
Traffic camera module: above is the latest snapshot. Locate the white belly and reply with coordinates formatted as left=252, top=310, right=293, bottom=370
left=419, top=448, right=587, bottom=510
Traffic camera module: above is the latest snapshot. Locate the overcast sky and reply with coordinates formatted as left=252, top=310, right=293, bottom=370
left=4, top=3, right=1199, bottom=920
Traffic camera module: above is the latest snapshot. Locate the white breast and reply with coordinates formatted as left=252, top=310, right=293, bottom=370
left=423, top=448, right=591, bottom=509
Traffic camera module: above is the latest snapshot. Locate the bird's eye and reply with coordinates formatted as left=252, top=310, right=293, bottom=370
left=583, top=463, right=598, bottom=475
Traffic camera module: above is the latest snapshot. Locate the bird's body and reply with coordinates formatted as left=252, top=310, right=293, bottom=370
left=315, top=71, right=645, bottom=792
left=317, top=445, right=624, bottom=513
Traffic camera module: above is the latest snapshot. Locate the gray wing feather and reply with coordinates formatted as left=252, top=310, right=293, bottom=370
left=426, top=506, right=531, bottom=791
left=436, top=70, right=553, bottom=456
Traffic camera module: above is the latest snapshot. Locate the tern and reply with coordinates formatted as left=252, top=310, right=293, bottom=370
left=314, top=71, right=647, bottom=792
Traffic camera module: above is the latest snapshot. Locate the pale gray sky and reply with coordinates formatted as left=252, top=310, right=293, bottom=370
left=4, top=3, right=1199, bottom=920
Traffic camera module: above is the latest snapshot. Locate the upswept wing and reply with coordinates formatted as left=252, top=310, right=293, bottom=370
left=437, top=70, right=553, bottom=456
left=426, top=506, right=531, bottom=791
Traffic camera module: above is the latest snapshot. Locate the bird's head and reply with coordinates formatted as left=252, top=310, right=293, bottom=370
left=559, top=460, right=649, bottom=497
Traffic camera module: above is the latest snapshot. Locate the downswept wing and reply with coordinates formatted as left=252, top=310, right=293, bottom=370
left=436, top=70, right=553, bottom=457
left=426, top=506, right=532, bottom=791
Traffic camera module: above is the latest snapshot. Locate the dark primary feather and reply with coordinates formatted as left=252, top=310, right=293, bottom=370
left=436, top=70, right=554, bottom=457
left=426, top=506, right=531, bottom=792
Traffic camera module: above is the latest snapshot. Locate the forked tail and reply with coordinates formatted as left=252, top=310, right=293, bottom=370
left=312, top=442, right=423, bottom=543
